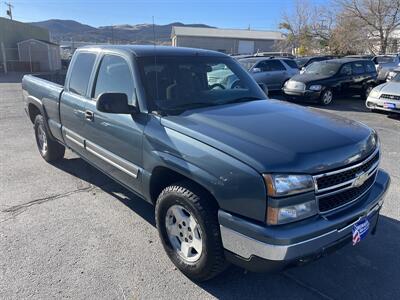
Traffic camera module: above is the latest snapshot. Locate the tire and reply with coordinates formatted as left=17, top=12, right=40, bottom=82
left=34, top=114, right=65, bottom=162
left=362, top=85, right=373, bottom=100
left=319, top=89, right=333, bottom=105
left=155, top=180, right=226, bottom=281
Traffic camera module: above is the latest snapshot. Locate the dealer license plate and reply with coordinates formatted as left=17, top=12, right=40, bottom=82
left=384, top=102, right=396, bottom=109
left=352, top=217, right=370, bottom=245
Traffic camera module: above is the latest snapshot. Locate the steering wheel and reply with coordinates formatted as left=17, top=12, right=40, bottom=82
left=209, top=83, right=226, bottom=90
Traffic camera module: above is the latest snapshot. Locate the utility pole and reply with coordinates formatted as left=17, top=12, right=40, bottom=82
left=4, top=2, right=13, bottom=20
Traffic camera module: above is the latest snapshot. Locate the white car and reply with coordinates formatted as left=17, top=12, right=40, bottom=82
left=366, top=72, right=400, bottom=114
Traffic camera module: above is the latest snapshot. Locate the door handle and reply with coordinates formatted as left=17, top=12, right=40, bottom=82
left=85, top=110, right=94, bottom=121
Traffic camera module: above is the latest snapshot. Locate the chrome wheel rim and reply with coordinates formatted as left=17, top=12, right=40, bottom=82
left=37, top=124, right=48, bottom=155
left=165, top=204, right=203, bottom=263
left=323, top=90, right=333, bottom=104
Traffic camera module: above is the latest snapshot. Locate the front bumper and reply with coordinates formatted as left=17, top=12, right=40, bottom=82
left=283, top=88, right=321, bottom=101
left=366, top=96, right=400, bottom=114
left=219, top=169, right=390, bottom=271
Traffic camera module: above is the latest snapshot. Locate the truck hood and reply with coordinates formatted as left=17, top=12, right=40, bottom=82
left=161, top=100, right=376, bottom=174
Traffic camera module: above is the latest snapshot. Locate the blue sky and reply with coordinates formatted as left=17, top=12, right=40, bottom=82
left=2, top=0, right=326, bottom=30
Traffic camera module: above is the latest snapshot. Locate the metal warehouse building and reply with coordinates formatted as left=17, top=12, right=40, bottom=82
left=0, top=17, right=54, bottom=73
left=171, top=26, right=285, bottom=54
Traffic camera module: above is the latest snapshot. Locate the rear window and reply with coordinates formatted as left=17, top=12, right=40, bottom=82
left=69, top=52, right=96, bottom=96
left=352, top=62, right=365, bottom=75
left=282, top=59, right=298, bottom=69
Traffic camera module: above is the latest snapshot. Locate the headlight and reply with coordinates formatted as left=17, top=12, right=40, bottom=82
left=263, top=174, right=317, bottom=225
left=263, top=174, right=315, bottom=197
left=309, top=85, right=322, bottom=91
left=369, top=88, right=380, bottom=98
left=267, top=201, right=318, bottom=225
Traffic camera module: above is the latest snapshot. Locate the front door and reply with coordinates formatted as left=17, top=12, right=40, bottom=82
left=82, top=54, right=145, bottom=193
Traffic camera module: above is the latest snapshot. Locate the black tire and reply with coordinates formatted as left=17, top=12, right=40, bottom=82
left=34, top=114, right=65, bottom=162
left=362, top=85, right=374, bottom=100
left=155, top=180, right=227, bottom=281
left=319, top=88, right=333, bottom=106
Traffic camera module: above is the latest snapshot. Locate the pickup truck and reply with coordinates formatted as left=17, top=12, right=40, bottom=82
left=22, top=45, right=390, bottom=281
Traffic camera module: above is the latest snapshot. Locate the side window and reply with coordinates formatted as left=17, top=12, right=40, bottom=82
left=365, top=61, right=376, bottom=72
left=352, top=62, right=365, bottom=75
left=93, top=55, right=134, bottom=101
left=340, top=64, right=352, bottom=75
left=259, top=60, right=286, bottom=72
left=69, top=53, right=96, bottom=96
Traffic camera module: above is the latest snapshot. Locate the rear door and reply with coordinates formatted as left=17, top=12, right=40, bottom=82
left=83, top=53, right=144, bottom=192
left=338, top=63, right=353, bottom=94
left=252, top=60, right=287, bottom=90
left=350, top=61, right=367, bottom=93
left=60, top=51, right=97, bottom=156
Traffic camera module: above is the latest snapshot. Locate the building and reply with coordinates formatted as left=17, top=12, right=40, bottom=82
left=171, top=26, right=285, bottom=54
left=18, top=39, right=61, bottom=71
left=0, top=17, right=56, bottom=73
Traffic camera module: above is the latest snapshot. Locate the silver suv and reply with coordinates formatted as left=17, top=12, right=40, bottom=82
left=238, top=57, right=299, bottom=91
left=373, top=54, right=400, bottom=82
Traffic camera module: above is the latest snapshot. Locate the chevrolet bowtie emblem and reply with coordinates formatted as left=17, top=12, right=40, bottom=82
left=353, top=171, right=369, bottom=188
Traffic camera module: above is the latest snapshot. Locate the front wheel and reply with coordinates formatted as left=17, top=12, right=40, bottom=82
left=319, top=89, right=333, bottom=105
left=155, top=181, right=226, bottom=281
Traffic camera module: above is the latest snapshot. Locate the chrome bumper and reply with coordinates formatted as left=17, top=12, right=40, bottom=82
left=220, top=170, right=390, bottom=262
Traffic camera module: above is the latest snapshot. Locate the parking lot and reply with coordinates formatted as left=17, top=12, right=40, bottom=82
left=0, top=74, right=399, bottom=299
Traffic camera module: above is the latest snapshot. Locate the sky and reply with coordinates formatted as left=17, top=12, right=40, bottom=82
left=1, top=0, right=326, bottom=30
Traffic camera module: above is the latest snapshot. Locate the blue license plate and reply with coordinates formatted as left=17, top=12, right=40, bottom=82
left=352, top=217, right=370, bottom=245
left=384, top=102, right=396, bottom=109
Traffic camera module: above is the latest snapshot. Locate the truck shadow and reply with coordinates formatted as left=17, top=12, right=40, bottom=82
left=52, top=157, right=399, bottom=299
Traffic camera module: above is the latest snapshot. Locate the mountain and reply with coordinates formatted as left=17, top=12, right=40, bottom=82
left=29, top=19, right=214, bottom=45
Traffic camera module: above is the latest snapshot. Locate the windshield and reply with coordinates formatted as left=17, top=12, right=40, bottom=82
left=375, top=56, right=396, bottom=64
left=238, top=59, right=258, bottom=70
left=137, top=56, right=265, bottom=113
left=304, top=61, right=340, bottom=76
left=295, top=58, right=309, bottom=68
left=393, top=73, right=400, bottom=82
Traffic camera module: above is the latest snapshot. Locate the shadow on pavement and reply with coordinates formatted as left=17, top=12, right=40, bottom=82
left=53, top=156, right=400, bottom=299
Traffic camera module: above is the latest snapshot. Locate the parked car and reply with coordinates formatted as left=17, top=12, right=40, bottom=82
left=366, top=71, right=400, bottom=114
left=345, top=55, right=374, bottom=60
left=372, top=54, right=400, bottom=82
left=295, top=56, right=337, bottom=73
left=22, top=45, right=389, bottom=281
left=386, top=67, right=400, bottom=82
left=254, top=51, right=295, bottom=58
left=283, top=58, right=378, bottom=105
left=238, top=57, right=299, bottom=91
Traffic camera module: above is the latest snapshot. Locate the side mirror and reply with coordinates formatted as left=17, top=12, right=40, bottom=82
left=252, top=67, right=261, bottom=73
left=96, top=93, right=136, bottom=114
left=258, top=83, right=269, bottom=97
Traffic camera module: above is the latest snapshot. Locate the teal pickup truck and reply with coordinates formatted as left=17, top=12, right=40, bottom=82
left=22, top=45, right=390, bottom=281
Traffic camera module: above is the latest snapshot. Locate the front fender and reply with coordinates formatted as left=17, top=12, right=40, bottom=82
left=142, top=117, right=268, bottom=222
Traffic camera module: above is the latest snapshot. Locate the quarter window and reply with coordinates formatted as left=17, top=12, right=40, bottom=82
left=93, top=55, right=134, bottom=101
left=68, top=52, right=96, bottom=96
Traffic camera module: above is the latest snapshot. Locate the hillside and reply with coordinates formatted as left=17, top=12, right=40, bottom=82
left=29, top=19, right=214, bottom=44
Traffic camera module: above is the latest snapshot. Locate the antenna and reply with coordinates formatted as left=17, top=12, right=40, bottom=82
left=152, top=16, right=159, bottom=103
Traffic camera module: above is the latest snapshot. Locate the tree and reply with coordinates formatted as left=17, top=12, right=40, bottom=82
left=336, top=0, right=400, bottom=54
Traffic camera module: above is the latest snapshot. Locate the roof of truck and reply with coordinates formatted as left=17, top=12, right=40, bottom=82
left=79, top=45, right=227, bottom=57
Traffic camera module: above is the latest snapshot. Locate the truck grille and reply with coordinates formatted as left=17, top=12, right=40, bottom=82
left=313, top=147, right=379, bottom=213
left=380, top=94, right=400, bottom=101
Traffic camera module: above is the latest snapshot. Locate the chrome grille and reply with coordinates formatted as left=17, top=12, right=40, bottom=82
left=313, top=147, right=379, bottom=213
left=380, top=94, right=400, bottom=101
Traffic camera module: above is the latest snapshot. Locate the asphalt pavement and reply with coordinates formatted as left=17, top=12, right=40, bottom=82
left=0, top=74, right=399, bottom=299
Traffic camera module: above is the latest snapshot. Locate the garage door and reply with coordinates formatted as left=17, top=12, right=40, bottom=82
left=238, top=40, right=254, bottom=54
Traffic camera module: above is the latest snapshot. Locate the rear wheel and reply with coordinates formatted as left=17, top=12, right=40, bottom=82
left=155, top=180, right=227, bottom=281
left=34, top=114, right=65, bottom=162
left=319, top=89, right=333, bottom=105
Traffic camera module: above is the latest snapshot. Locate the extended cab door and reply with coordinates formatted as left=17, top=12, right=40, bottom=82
left=60, top=51, right=97, bottom=156
left=82, top=53, right=145, bottom=192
